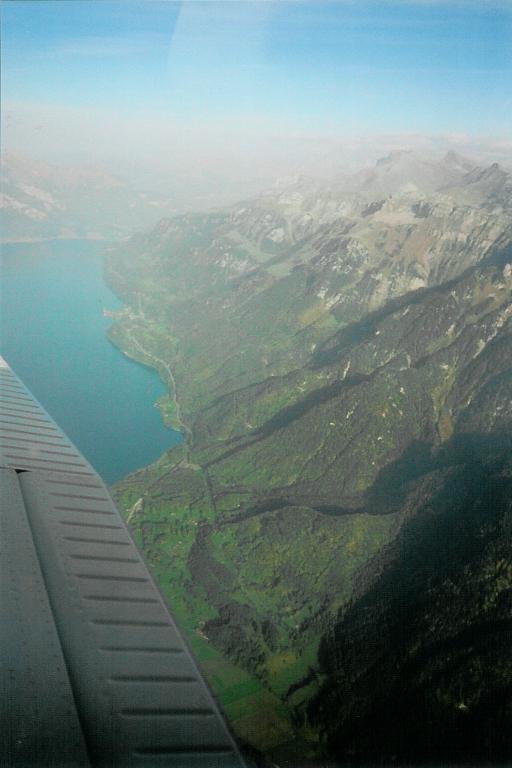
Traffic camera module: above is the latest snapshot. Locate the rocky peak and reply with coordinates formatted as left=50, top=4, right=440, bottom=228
left=344, top=150, right=464, bottom=200
left=442, top=150, right=475, bottom=175
left=375, top=149, right=413, bottom=167
left=440, top=161, right=512, bottom=208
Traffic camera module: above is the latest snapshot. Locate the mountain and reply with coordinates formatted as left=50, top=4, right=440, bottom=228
left=440, top=161, right=512, bottom=209
left=0, top=153, right=178, bottom=241
left=339, top=149, right=476, bottom=199
left=105, top=154, right=511, bottom=764
left=311, top=440, right=512, bottom=764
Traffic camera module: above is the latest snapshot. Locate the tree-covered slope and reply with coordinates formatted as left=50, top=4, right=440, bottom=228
left=311, top=437, right=512, bottom=765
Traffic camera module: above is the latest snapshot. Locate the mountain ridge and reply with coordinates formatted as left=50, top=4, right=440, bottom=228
left=104, top=152, right=511, bottom=763
left=0, top=152, right=179, bottom=241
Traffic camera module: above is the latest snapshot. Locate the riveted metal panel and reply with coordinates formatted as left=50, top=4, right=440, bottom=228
left=0, top=468, right=91, bottom=767
left=0, top=356, right=96, bottom=477
left=0, top=357, right=246, bottom=767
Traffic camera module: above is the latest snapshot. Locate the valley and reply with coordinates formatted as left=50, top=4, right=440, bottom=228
left=106, top=151, right=512, bottom=764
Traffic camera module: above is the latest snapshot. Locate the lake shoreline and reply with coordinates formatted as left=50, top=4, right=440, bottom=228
left=1, top=239, right=181, bottom=484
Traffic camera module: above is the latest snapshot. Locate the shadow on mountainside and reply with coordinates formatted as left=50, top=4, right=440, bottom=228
left=221, top=430, right=512, bottom=523
left=308, top=428, right=512, bottom=765
left=311, top=239, right=512, bottom=370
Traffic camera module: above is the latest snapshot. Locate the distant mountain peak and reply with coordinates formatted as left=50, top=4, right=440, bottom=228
left=463, top=161, right=507, bottom=184
left=347, top=150, right=460, bottom=199
left=442, top=150, right=475, bottom=173
left=375, top=150, right=413, bottom=167
left=438, top=159, right=511, bottom=208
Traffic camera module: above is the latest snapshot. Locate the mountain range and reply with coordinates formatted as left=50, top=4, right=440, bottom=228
left=7, top=146, right=510, bottom=765
left=0, top=153, right=179, bottom=241
left=105, top=149, right=511, bottom=764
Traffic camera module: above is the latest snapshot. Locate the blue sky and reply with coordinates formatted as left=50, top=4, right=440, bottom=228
left=1, top=0, right=511, bottom=136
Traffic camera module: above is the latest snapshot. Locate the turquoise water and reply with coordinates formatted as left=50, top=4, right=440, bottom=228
left=0, top=239, right=181, bottom=484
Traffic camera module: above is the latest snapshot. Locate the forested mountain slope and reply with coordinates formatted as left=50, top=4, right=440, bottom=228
left=107, top=152, right=512, bottom=764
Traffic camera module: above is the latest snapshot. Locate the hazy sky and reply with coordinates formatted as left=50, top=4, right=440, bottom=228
left=1, top=1, right=511, bottom=181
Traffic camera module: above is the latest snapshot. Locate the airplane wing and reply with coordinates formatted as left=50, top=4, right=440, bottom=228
left=0, top=355, right=247, bottom=767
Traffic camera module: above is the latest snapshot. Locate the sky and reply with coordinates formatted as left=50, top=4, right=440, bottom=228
left=1, top=0, right=511, bottom=181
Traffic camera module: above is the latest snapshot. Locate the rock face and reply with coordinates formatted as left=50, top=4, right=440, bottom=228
left=108, top=152, right=512, bottom=764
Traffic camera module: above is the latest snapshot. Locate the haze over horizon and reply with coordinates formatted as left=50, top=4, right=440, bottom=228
left=2, top=0, right=511, bottom=193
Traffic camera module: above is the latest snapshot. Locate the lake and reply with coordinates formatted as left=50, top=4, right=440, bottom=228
left=0, top=239, right=181, bottom=484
